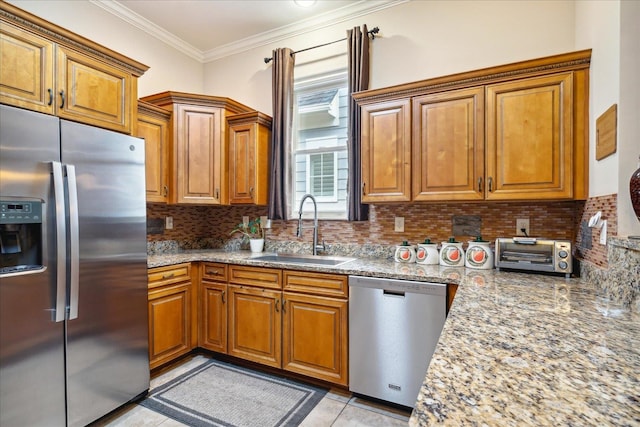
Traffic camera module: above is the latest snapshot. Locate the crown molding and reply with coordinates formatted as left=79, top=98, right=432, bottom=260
left=91, top=0, right=408, bottom=64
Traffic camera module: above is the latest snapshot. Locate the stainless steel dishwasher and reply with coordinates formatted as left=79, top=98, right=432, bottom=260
left=349, top=275, right=446, bottom=408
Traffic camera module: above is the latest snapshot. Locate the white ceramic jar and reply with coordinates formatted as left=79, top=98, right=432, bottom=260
left=394, top=241, right=416, bottom=263
left=416, top=238, right=439, bottom=265
left=439, top=238, right=465, bottom=267
left=465, top=237, right=494, bottom=270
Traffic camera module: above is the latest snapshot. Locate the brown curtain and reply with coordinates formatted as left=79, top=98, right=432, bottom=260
left=347, top=25, right=370, bottom=221
left=268, top=48, right=295, bottom=220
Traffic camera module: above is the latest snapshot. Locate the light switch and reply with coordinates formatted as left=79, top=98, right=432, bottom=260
left=242, top=216, right=249, bottom=226
left=394, top=217, right=404, bottom=232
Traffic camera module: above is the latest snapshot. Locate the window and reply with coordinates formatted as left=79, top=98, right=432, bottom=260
left=292, top=72, right=348, bottom=219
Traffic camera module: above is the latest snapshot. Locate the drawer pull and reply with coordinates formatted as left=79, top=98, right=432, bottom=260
left=282, top=299, right=286, bottom=313
left=47, top=88, right=53, bottom=106
left=59, top=90, right=65, bottom=108
left=221, top=290, right=226, bottom=304
left=275, top=298, right=280, bottom=312
left=206, top=269, right=219, bottom=275
left=478, top=177, right=483, bottom=192
left=162, top=273, right=175, bottom=279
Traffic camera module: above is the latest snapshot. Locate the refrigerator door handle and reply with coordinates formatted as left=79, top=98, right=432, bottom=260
left=65, top=164, right=80, bottom=320
left=51, top=161, right=67, bottom=323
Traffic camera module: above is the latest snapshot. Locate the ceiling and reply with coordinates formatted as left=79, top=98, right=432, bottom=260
left=93, top=0, right=404, bottom=63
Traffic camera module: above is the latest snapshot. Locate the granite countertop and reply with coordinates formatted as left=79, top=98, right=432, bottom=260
left=148, top=250, right=640, bottom=426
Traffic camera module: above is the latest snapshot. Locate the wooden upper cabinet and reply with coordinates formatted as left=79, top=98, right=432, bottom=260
left=0, top=22, right=54, bottom=114
left=175, top=103, right=224, bottom=204
left=412, top=87, right=485, bottom=201
left=0, top=3, right=148, bottom=134
left=137, top=101, right=171, bottom=203
left=485, top=73, right=573, bottom=200
left=354, top=49, right=590, bottom=203
left=228, top=112, right=272, bottom=205
left=360, top=99, right=412, bottom=202
left=140, top=92, right=254, bottom=205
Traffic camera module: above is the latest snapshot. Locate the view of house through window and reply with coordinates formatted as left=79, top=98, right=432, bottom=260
left=292, top=71, right=348, bottom=219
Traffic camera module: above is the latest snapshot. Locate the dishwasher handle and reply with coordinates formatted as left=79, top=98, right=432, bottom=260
left=383, top=290, right=405, bottom=297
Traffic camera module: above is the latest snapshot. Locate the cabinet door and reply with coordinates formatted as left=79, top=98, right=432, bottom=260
left=56, top=46, right=132, bottom=134
left=228, top=122, right=257, bottom=204
left=0, top=21, right=54, bottom=114
left=227, top=285, right=281, bottom=368
left=282, top=293, right=348, bottom=386
left=412, top=88, right=485, bottom=201
left=200, top=281, right=227, bottom=353
left=137, top=103, right=170, bottom=203
left=486, top=73, right=573, bottom=200
left=360, top=99, right=412, bottom=202
left=173, top=104, right=225, bottom=204
left=148, top=282, right=191, bottom=369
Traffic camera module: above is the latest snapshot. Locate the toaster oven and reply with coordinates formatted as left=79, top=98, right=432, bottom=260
left=495, top=238, right=572, bottom=277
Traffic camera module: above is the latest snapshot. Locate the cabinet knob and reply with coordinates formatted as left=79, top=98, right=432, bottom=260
left=47, top=88, right=53, bottom=106
left=478, top=177, right=483, bottom=193
left=59, top=90, right=65, bottom=108
left=282, top=299, right=286, bottom=313
left=215, top=188, right=219, bottom=199
left=362, top=182, right=366, bottom=196
left=249, top=187, right=254, bottom=199
left=275, top=298, right=280, bottom=312
left=488, top=176, right=493, bottom=192
left=163, top=185, right=168, bottom=197
left=221, top=290, right=226, bottom=304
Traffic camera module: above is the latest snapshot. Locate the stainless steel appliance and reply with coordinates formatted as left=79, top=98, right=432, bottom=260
left=495, top=237, right=572, bottom=277
left=0, top=105, right=149, bottom=427
left=349, top=276, right=446, bottom=408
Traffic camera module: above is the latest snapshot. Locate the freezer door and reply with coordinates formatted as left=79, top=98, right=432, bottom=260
left=0, top=105, right=66, bottom=426
left=60, top=120, right=149, bottom=427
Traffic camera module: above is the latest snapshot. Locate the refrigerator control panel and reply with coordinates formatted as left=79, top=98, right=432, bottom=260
left=0, top=200, right=42, bottom=224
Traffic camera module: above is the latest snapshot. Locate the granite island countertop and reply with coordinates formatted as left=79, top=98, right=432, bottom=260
left=148, top=250, right=640, bottom=426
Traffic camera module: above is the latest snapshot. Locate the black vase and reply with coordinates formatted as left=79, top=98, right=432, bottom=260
left=631, top=156, right=640, bottom=221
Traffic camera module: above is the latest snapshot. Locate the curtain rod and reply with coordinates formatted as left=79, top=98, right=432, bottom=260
left=263, top=27, right=379, bottom=64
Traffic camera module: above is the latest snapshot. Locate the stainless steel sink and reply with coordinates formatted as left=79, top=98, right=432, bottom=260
left=251, top=253, right=356, bottom=267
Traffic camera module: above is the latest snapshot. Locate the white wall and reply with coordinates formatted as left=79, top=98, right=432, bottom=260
left=203, top=0, right=577, bottom=115
left=7, top=0, right=204, bottom=97
left=617, top=0, right=640, bottom=236
left=574, top=1, right=620, bottom=198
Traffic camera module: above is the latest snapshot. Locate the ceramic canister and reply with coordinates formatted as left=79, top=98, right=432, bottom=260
left=465, top=237, right=494, bottom=270
left=416, top=238, right=439, bottom=265
left=439, top=237, right=465, bottom=267
left=394, top=241, right=416, bottom=263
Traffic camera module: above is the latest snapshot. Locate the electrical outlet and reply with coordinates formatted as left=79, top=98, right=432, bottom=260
left=165, top=216, right=173, bottom=230
left=242, top=216, right=249, bottom=227
left=260, top=215, right=270, bottom=229
left=516, top=218, right=530, bottom=236
left=394, top=217, right=405, bottom=232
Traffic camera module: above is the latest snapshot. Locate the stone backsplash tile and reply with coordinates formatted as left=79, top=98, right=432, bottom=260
left=147, top=201, right=582, bottom=249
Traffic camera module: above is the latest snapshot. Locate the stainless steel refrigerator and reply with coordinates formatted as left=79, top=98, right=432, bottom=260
left=0, top=104, right=150, bottom=426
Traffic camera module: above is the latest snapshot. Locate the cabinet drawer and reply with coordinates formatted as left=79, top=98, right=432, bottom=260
left=229, top=265, right=282, bottom=290
left=202, top=262, right=227, bottom=281
left=148, top=263, right=191, bottom=288
left=284, top=271, right=348, bottom=298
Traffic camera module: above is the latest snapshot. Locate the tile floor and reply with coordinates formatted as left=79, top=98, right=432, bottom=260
left=92, top=355, right=412, bottom=427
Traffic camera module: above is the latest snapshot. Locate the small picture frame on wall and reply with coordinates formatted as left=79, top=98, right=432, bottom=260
left=596, top=104, right=617, bottom=161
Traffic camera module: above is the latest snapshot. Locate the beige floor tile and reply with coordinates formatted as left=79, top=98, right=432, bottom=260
left=348, top=396, right=412, bottom=422
left=150, top=355, right=209, bottom=389
left=91, top=404, right=171, bottom=427
left=332, top=404, right=409, bottom=427
left=299, top=396, right=347, bottom=427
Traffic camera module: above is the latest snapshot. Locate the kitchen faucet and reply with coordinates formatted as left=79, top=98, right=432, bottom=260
left=296, top=193, right=325, bottom=255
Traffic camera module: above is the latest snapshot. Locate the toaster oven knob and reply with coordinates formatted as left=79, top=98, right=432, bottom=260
left=558, top=261, right=568, bottom=270
left=558, top=250, right=569, bottom=259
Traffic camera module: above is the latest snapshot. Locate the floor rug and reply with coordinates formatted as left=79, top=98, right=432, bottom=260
left=139, top=358, right=328, bottom=427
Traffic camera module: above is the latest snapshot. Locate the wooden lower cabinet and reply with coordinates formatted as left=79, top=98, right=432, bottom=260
left=227, top=284, right=282, bottom=368
left=148, top=263, right=195, bottom=369
left=199, top=263, right=228, bottom=353
left=282, top=292, right=348, bottom=386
